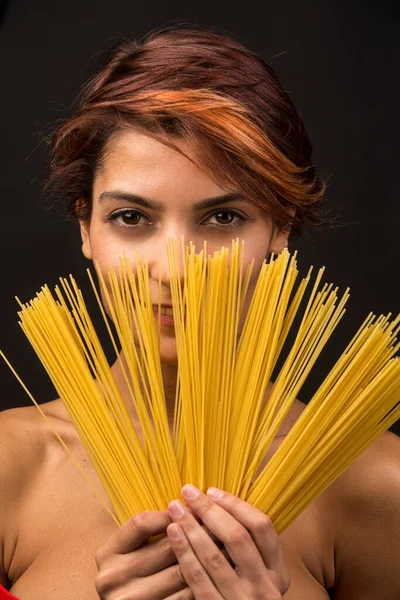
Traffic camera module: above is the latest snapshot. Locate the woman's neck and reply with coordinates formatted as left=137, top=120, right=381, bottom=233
left=110, top=350, right=178, bottom=430
left=108, top=350, right=302, bottom=440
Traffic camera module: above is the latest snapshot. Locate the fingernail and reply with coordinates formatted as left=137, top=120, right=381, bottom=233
left=182, top=484, right=201, bottom=500
left=168, top=500, right=186, bottom=519
left=168, top=523, right=183, bottom=540
left=207, top=487, right=224, bottom=500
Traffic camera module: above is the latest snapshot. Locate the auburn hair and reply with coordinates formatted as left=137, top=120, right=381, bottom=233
left=43, top=24, right=327, bottom=236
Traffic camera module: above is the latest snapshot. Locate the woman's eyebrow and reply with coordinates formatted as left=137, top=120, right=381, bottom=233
left=98, top=190, right=250, bottom=210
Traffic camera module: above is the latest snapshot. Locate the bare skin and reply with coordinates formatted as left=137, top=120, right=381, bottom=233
left=1, top=399, right=399, bottom=599
left=1, top=129, right=399, bottom=599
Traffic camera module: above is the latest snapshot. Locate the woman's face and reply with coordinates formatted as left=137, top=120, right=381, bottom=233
left=79, top=128, right=289, bottom=365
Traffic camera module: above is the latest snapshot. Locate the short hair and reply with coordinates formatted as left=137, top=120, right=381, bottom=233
left=43, top=24, right=327, bottom=237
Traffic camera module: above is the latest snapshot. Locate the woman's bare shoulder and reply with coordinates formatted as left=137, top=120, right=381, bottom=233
left=321, top=431, right=400, bottom=598
left=0, top=403, right=45, bottom=466
left=0, top=399, right=73, bottom=482
left=286, top=398, right=399, bottom=504
left=327, top=430, right=400, bottom=505
left=0, top=398, right=78, bottom=535
left=0, top=400, right=77, bottom=588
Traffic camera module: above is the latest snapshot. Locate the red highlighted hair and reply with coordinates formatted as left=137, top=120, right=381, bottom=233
left=44, top=25, right=326, bottom=236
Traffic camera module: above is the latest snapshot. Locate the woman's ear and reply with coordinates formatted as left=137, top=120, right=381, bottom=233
left=79, top=218, right=92, bottom=260
left=269, top=228, right=289, bottom=254
left=76, top=197, right=92, bottom=260
left=269, top=210, right=295, bottom=254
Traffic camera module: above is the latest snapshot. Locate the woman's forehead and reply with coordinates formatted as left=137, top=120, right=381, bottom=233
left=101, top=129, right=199, bottom=169
left=94, top=129, right=232, bottom=203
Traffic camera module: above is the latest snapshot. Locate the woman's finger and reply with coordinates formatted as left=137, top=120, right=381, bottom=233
left=96, top=558, right=188, bottom=600
left=99, top=522, right=224, bottom=580
left=163, top=588, right=194, bottom=600
left=205, top=487, right=284, bottom=572
left=96, top=510, right=172, bottom=562
left=178, top=485, right=268, bottom=578
left=100, top=531, right=177, bottom=578
left=167, top=521, right=224, bottom=599
left=114, top=511, right=172, bottom=554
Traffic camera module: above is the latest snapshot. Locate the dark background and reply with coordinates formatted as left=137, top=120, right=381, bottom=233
left=0, top=0, right=399, bottom=435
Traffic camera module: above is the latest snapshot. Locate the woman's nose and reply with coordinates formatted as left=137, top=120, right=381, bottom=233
left=147, top=234, right=186, bottom=288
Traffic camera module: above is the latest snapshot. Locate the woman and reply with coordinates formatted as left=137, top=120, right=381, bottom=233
left=0, top=25, right=399, bottom=600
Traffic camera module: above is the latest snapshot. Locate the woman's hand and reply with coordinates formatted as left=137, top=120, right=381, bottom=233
left=94, top=510, right=189, bottom=599
left=165, top=485, right=291, bottom=600
left=94, top=487, right=290, bottom=600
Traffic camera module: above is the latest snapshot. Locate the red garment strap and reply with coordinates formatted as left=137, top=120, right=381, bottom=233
left=0, top=584, right=19, bottom=600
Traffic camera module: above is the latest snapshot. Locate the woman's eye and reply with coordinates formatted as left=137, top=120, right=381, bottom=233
left=205, top=210, right=245, bottom=227
left=107, top=210, right=149, bottom=227
left=106, top=209, right=245, bottom=229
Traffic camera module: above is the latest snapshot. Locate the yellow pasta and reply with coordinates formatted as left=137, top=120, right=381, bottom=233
left=1, top=237, right=399, bottom=534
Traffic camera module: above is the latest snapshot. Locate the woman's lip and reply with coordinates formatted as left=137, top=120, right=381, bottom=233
left=152, top=305, right=173, bottom=308
left=152, top=306, right=174, bottom=316
left=153, top=309, right=175, bottom=326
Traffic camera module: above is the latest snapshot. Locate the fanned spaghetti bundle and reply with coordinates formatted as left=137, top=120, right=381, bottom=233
left=1, top=238, right=399, bottom=534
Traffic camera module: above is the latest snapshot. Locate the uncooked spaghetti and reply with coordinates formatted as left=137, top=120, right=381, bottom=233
left=1, top=238, right=399, bottom=534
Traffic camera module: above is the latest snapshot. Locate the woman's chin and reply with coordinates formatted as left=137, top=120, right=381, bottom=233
left=159, top=338, right=178, bottom=366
